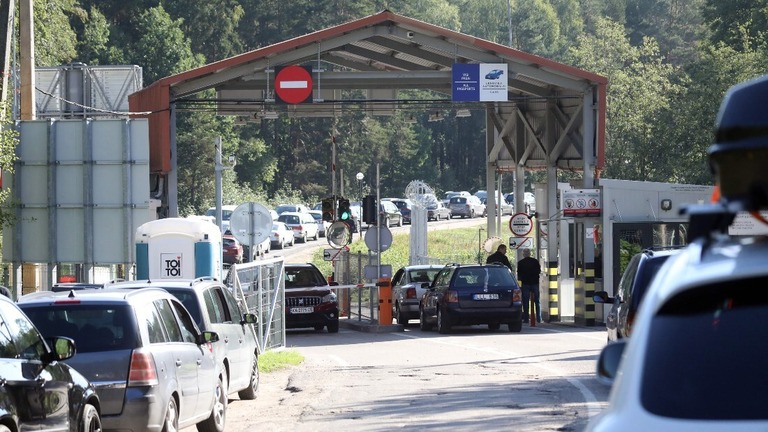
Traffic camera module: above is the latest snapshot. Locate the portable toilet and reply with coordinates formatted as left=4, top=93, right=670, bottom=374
left=135, top=217, right=222, bottom=280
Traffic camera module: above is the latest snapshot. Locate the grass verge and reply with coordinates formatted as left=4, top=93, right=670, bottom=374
left=259, top=349, right=305, bottom=372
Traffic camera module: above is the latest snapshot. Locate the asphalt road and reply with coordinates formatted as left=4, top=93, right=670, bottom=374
left=217, top=322, right=610, bottom=432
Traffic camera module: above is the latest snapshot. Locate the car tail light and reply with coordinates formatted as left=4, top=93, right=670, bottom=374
left=128, top=349, right=159, bottom=386
left=445, top=290, right=459, bottom=303
left=512, top=288, right=522, bottom=303
left=405, top=287, right=416, bottom=299
left=292, top=225, right=301, bottom=231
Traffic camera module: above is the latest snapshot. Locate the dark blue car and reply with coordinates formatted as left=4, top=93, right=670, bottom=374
left=485, top=69, right=504, bottom=79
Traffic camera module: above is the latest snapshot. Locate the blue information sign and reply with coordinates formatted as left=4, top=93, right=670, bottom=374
left=452, top=64, right=479, bottom=101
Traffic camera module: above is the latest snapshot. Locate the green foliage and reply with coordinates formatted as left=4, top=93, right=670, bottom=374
left=18, top=0, right=768, bottom=213
left=567, top=17, right=684, bottom=182
left=0, top=121, right=19, bottom=231
left=125, top=6, right=205, bottom=84
left=33, top=0, right=80, bottom=65
left=312, top=224, right=486, bottom=276
left=258, top=349, right=304, bottom=373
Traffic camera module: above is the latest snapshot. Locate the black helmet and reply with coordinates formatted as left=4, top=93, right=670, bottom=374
left=709, top=75, right=768, bottom=210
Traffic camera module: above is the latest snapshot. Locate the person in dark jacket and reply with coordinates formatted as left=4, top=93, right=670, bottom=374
left=517, top=248, right=541, bottom=323
left=486, top=244, right=512, bottom=271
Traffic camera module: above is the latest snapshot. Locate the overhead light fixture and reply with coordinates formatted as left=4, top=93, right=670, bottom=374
left=455, top=109, right=471, bottom=118
left=262, top=110, right=279, bottom=120
left=234, top=116, right=248, bottom=125
left=404, top=115, right=417, bottom=124
left=428, top=111, right=444, bottom=122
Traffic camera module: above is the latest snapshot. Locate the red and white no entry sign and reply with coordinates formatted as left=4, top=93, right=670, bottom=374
left=274, top=65, right=313, bottom=104
left=509, top=212, right=533, bottom=236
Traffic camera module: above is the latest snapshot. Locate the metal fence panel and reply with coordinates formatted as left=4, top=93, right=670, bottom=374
left=226, top=257, right=285, bottom=352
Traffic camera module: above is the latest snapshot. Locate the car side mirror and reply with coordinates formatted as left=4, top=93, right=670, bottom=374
left=329, top=281, right=339, bottom=286
left=593, top=291, right=611, bottom=304
left=241, top=313, right=258, bottom=325
left=596, top=340, right=626, bottom=386
left=198, top=331, right=220, bottom=345
left=421, top=282, right=430, bottom=288
left=43, top=336, right=76, bottom=362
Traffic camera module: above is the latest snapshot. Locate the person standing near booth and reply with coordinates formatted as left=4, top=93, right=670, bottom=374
left=517, top=248, right=541, bottom=323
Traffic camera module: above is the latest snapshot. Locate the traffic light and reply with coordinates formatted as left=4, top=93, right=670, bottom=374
left=321, top=197, right=335, bottom=222
left=338, top=197, right=351, bottom=221
left=362, top=195, right=377, bottom=224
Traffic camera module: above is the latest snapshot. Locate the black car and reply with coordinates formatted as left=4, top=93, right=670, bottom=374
left=0, top=294, right=102, bottom=432
left=593, top=248, right=681, bottom=342
left=284, top=264, right=340, bottom=333
left=419, top=263, right=523, bottom=333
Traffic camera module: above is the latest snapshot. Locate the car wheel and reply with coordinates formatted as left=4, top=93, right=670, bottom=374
left=384, top=217, right=390, bottom=228
left=397, top=217, right=402, bottom=227
left=162, top=396, right=179, bottom=432
left=488, top=322, right=501, bottom=331
left=396, top=303, right=408, bottom=325
left=470, top=210, right=475, bottom=218
left=238, top=353, right=260, bottom=400
left=198, top=376, right=227, bottom=432
left=327, top=319, right=339, bottom=333
left=300, top=233, right=307, bottom=243
left=275, top=241, right=283, bottom=249
left=419, top=308, right=433, bottom=331
left=509, top=319, right=523, bottom=333
left=81, top=403, right=101, bottom=432
left=314, top=324, right=325, bottom=331
left=437, top=306, right=451, bottom=334
left=526, top=204, right=531, bottom=215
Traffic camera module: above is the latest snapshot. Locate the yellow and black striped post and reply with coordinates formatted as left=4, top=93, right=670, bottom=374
left=547, top=261, right=558, bottom=321
left=584, top=261, right=596, bottom=326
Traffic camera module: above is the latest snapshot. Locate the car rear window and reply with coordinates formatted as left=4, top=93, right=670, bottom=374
left=23, top=304, right=135, bottom=352
left=454, top=267, right=515, bottom=287
left=223, top=238, right=237, bottom=247
left=450, top=197, right=467, bottom=204
left=640, top=276, right=768, bottom=419
left=278, top=215, right=300, bottom=224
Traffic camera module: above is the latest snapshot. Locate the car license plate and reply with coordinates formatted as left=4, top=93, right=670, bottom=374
left=473, top=293, right=499, bottom=300
left=290, top=307, right=314, bottom=314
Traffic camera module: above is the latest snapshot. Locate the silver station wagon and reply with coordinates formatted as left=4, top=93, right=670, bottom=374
left=19, top=288, right=227, bottom=432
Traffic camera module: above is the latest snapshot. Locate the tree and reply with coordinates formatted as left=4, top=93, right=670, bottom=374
left=702, top=0, right=768, bottom=51
left=123, top=6, right=205, bottom=84
left=164, top=0, right=245, bottom=62
left=509, top=0, right=561, bottom=57
left=567, top=17, right=683, bottom=182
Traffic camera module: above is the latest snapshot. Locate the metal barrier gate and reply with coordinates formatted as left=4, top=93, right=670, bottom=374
left=226, top=256, right=285, bottom=352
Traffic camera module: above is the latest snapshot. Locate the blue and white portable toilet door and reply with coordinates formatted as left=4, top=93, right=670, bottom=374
left=135, top=217, right=222, bottom=280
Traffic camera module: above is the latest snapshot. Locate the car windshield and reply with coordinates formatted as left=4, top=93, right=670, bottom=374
left=310, top=213, right=322, bottom=221
left=285, top=268, right=326, bottom=287
left=641, top=276, right=768, bottom=420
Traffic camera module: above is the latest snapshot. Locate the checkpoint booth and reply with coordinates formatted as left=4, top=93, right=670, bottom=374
left=533, top=179, right=713, bottom=325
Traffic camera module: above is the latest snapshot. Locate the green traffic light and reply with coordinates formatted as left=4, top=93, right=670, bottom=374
left=341, top=211, right=350, bottom=220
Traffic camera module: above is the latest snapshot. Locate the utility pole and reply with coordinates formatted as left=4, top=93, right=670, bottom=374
left=19, top=0, right=34, bottom=120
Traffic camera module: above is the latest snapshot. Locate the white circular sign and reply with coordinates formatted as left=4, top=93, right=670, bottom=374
left=229, top=202, right=272, bottom=246
left=509, top=212, right=533, bottom=236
